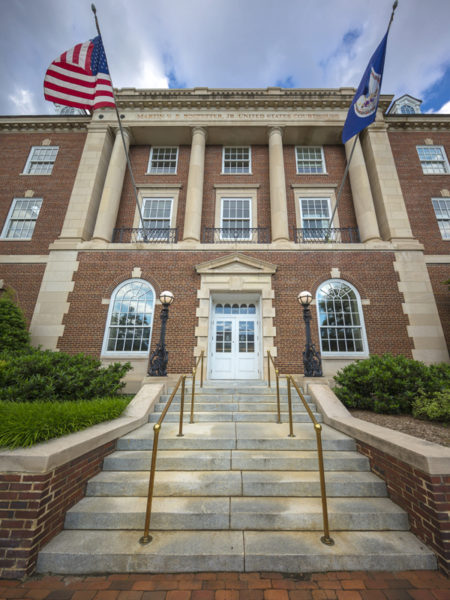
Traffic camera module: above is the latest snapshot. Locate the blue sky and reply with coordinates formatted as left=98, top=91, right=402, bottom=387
left=1, top=0, right=449, bottom=115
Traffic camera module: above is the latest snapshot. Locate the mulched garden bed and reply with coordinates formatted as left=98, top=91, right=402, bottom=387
left=349, top=410, right=449, bottom=447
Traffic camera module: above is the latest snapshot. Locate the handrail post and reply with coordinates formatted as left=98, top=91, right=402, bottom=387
left=287, top=376, right=295, bottom=437
left=177, top=375, right=185, bottom=437
left=268, top=352, right=271, bottom=388
left=139, top=423, right=161, bottom=544
left=190, top=368, right=196, bottom=424
left=276, top=369, right=281, bottom=424
left=200, top=351, right=204, bottom=388
left=315, top=423, right=334, bottom=546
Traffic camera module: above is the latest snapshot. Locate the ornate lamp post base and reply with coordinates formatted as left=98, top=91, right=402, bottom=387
left=148, top=341, right=169, bottom=376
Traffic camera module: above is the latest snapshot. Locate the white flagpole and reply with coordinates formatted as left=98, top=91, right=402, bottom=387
left=327, top=1, right=398, bottom=238
left=91, top=4, right=148, bottom=238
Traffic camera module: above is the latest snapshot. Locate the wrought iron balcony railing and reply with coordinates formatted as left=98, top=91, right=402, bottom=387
left=293, top=227, right=360, bottom=244
left=202, top=227, right=270, bottom=243
left=112, top=227, right=178, bottom=243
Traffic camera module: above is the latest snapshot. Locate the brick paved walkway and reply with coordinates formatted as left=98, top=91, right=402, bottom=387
left=0, top=571, right=449, bottom=600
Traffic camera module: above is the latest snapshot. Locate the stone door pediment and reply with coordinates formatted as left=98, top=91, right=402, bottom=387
left=195, top=252, right=277, bottom=276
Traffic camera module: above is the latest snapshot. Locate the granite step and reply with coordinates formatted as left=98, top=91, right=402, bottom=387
left=64, top=496, right=407, bottom=531
left=116, top=422, right=355, bottom=451
left=103, top=449, right=369, bottom=472
left=36, top=530, right=436, bottom=574
left=148, top=411, right=323, bottom=423
left=86, top=470, right=387, bottom=498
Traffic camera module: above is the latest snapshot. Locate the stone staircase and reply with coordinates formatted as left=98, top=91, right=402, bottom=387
left=37, top=381, right=436, bottom=573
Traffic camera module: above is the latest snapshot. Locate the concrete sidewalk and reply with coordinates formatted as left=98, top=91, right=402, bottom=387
left=1, top=571, right=449, bottom=600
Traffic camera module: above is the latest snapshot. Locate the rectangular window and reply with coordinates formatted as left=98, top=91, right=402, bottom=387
left=296, top=146, right=326, bottom=174
left=432, top=198, right=450, bottom=239
left=147, top=147, right=178, bottom=174
left=141, top=198, right=173, bottom=240
left=1, top=198, right=43, bottom=239
left=23, top=146, right=58, bottom=175
left=417, top=146, right=450, bottom=174
left=300, top=198, right=331, bottom=239
left=221, top=198, right=251, bottom=239
left=222, top=147, right=251, bottom=174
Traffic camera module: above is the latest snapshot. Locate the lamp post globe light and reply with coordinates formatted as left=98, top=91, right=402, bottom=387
left=297, top=290, right=323, bottom=377
left=148, top=290, right=174, bottom=376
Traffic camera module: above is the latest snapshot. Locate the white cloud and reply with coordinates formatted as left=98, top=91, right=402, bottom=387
left=8, top=89, right=36, bottom=114
left=437, top=101, right=450, bottom=114
left=0, top=0, right=449, bottom=114
left=129, top=56, right=169, bottom=90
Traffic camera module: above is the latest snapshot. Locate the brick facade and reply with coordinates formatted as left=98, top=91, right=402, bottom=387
left=0, top=263, right=46, bottom=324
left=0, top=441, right=115, bottom=579
left=115, top=144, right=191, bottom=234
left=388, top=131, right=450, bottom=255
left=57, top=250, right=413, bottom=373
left=427, top=264, right=450, bottom=348
left=284, top=144, right=358, bottom=237
left=0, top=132, right=87, bottom=254
left=356, top=440, right=450, bottom=575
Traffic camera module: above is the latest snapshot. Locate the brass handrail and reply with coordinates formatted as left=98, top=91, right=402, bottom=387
left=267, top=350, right=281, bottom=423
left=266, top=352, right=334, bottom=546
left=190, top=351, right=204, bottom=424
left=139, top=374, right=187, bottom=544
left=286, top=374, right=334, bottom=546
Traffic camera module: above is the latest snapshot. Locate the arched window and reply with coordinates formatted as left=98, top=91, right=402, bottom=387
left=102, top=279, right=155, bottom=354
left=400, top=104, right=415, bottom=114
left=316, top=280, right=368, bottom=355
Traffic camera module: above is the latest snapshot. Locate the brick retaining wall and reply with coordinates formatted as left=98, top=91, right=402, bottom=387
left=356, top=440, right=450, bottom=576
left=0, top=440, right=115, bottom=579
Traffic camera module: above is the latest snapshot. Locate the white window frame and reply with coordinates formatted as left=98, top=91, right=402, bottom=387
left=147, top=147, right=179, bottom=174
left=416, top=146, right=450, bottom=175
left=432, top=198, right=450, bottom=240
left=316, top=279, right=368, bottom=358
left=23, top=146, right=59, bottom=175
left=1, top=198, right=43, bottom=240
left=140, top=197, right=174, bottom=239
left=295, top=146, right=326, bottom=175
left=102, top=279, right=156, bottom=356
left=299, top=197, right=332, bottom=240
left=222, top=147, right=252, bottom=174
left=220, top=197, right=252, bottom=240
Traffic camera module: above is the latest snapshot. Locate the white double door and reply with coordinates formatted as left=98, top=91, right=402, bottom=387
left=209, top=299, right=260, bottom=380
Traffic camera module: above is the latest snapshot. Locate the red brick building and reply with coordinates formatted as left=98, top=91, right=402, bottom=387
left=0, top=88, right=448, bottom=384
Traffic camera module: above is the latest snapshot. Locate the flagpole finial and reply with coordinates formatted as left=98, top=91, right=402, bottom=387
left=388, top=0, right=398, bottom=30
left=91, top=4, right=97, bottom=15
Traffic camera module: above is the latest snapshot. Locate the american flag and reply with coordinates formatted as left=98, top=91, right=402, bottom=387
left=44, top=36, right=115, bottom=110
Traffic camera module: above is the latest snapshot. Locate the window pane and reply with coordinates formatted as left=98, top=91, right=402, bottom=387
left=432, top=198, right=450, bottom=239
left=417, top=146, right=449, bottom=174
left=106, top=281, right=154, bottom=352
left=223, top=147, right=251, bottom=174
left=221, top=198, right=251, bottom=238
left=317, top=281, right=365, bottom=354
left=25, top=146, right=58, bottom=175
left=296, top=147, right=325, bottom=174
left=149, top=147, right=178, bottom=174
left=3, top=198, right=42, bottom=239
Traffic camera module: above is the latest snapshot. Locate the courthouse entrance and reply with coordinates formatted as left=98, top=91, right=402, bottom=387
left=208, top=296, right=261, bottom=380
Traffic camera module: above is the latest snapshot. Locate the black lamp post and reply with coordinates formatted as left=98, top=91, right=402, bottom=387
left=148, top=290, right=174, bottom=376
left=297, top=290, right=323, bottom=377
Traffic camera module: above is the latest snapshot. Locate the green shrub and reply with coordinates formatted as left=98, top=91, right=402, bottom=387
left=0, top=396, right=131, bottom=449
left=0, top=350, right=131, bottom=402
left=0, top=292, right=30, bottom=353
left=412, top=390, right=450, bottom=423
left=333, top=354, right=450, bottom=414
